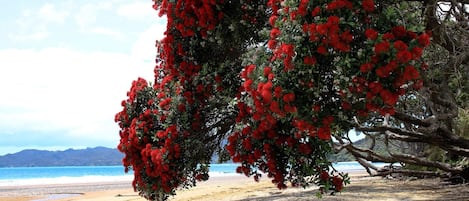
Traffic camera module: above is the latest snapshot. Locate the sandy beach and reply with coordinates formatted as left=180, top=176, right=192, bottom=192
left=1, top=172, right=468, bottom=201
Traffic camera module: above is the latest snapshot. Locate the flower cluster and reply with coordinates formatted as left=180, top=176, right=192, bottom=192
left=228, top=0, right=430, bottom=193
left=348, top=26, right=430, bottom=117
left=115, top=79, right=183, bottom=200
left=116, top=1, right=228, bottom=200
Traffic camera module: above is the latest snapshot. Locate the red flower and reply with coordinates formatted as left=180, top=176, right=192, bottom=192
left=298, top=143, right=312, bottom=154
left=366, top=102, right=377, bottom=111
left=376, top=67, right=389, bottom=78
left=274, top=86, right=283, bottom=98
left=252, top=130, right=263, bottom=139
left=317, top=45, right=328, bottom=55
left=159, top=97, right=172, bottom=108
left=261, top=89, right=273, bottom=103
left=196, top=84, right=204, bottom=93
left=341, top=101, right=351, bottom=110
left=241, top=126, right=251, bottom=135
left=385, top=60, right=398, bottom=72
left=268, top=39, right=277, bottom=49
left=332, top=176, right=344, bottom=191
left=303, top=56, right=317, bottom=65
left=270, top=101, right=284, bottom=116
left=382, top=33, right=395, bottom=40
left=340, top=30, right=353, bottom=43
left=298, top=0, right=309, bottom=16
left=242, top=139, right=252, bottom=150
left=157, top=130, right=166, bottom=138
left=283, top=93, right=295, bottom=102
left=311, top=6, right=321, bottom=17
left=177, top=103, right=186, bottom=112
left=281, top=44, right=295, bottom=57
left=411, top=47, right=423, bottom=59
left=418, top=33, right=431, bottom=47
left=270, top=28, right=281, bottom=39
left=362, top=0, right=375, bottom=12
left=393, top=40, right=408, bottom=51
left=396, top=50, right=412, bottom=63
left=269, top=15, right=278, bottom=26
left=392, top=26, right=407, bottom=39
left=374, top=41, right=390, bottom=54
left=365, top=28, right=378, bottom=40
left=316, top=24, right=328, bottom=35
left=243, top=79, right=253, bottom=91
left=320, top=171, right=330, bottom=181
left=368, top=81, right=383, bottom=94
left=403, top=65, right=419, bottom=81
left=380, top=90, right=399, bottom=106
left=322, top=116, right=334, bottom=126
left=264, top=81, right=273, bottom=90
left=284, top=104, right=297, bottom=113
left=246, top=64, right=256, bottom=75
left=263, top=66, right=272, bottom=76
left=360, top=63, right=373, bottom=73
left=313, top=105, right=321, bottom=112
left=318, top=127, right=331, bottom=140
left=327, top=0, right=353, bottom=11
left=327, top=16, right=340, bottom=25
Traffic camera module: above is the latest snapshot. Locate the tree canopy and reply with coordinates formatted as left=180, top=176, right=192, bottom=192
left=115, top=0, right=468, bottom=200
left=332, top=0, right=469, bottom=179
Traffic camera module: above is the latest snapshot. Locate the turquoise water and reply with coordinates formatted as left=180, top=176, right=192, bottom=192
left=0, top=162, right=387, bottom=186
left=0, top=164, right=236, bottom=180
left=0, top=166, right=128, bottom=180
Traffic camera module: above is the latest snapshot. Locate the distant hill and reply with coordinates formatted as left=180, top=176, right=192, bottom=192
left=0, top=139, right=394, bottom=167
left=329, top=136, right=401, bottom=162
left=0, top=147, right=124, bottom=167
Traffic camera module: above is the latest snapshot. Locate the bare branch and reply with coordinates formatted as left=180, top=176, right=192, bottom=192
left=374, top=169, right=448, bottom=177
left=389, top=152, right=460, bottom=173
left=394, top=111, right=432, bottom=127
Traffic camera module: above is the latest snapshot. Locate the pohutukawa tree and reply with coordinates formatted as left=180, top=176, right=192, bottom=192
left=332, top=0, right=469, bottom=179
left=115, top=0, right=434, bottom=200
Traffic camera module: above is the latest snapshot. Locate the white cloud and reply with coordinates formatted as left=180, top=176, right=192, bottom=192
left=0, top=47, right=154, bottom=149
left=74, top=2, right=112, bottom=29
left=73, top=2, right=126, bottom=40
left=8, top=31, right=49, bottom=41
left=90, top=27, right=124, bottom=40
left=9, top=3, right=68, bottom=42
left=1, top=0, right=168, bottom=154
left=116, top=1, right=155, bottom=20
left=38, top=3, right=69, bottom=24
left=131, top=18, right=166, bottom=61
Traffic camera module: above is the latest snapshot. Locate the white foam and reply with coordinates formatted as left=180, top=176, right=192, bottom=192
left=209, top=171, right=240, bottom=177
left=0, top=175, right=133, bottom=187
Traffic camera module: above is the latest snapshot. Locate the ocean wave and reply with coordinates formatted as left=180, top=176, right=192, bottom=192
left=209, top=171, right=240, bottom=177
left=0, top=175, right=134, bottom=187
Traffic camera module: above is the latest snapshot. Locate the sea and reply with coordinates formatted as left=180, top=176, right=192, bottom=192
left=0, top=161, right=390, bottom=187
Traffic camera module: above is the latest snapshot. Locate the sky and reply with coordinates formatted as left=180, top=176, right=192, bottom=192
left=0, top=0, right=167, bottom=155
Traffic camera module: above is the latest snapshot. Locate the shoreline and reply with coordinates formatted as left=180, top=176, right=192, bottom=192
left=0, top=180, right=133, bottom=201
left=1, top=172, right=468, bottom=201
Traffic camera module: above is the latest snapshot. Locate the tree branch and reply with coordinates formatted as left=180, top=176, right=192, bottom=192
left=394, top=111, right=432, bottom=127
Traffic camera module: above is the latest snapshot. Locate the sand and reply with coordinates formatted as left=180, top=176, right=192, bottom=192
left=1, top=172, right=468, bottom=201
